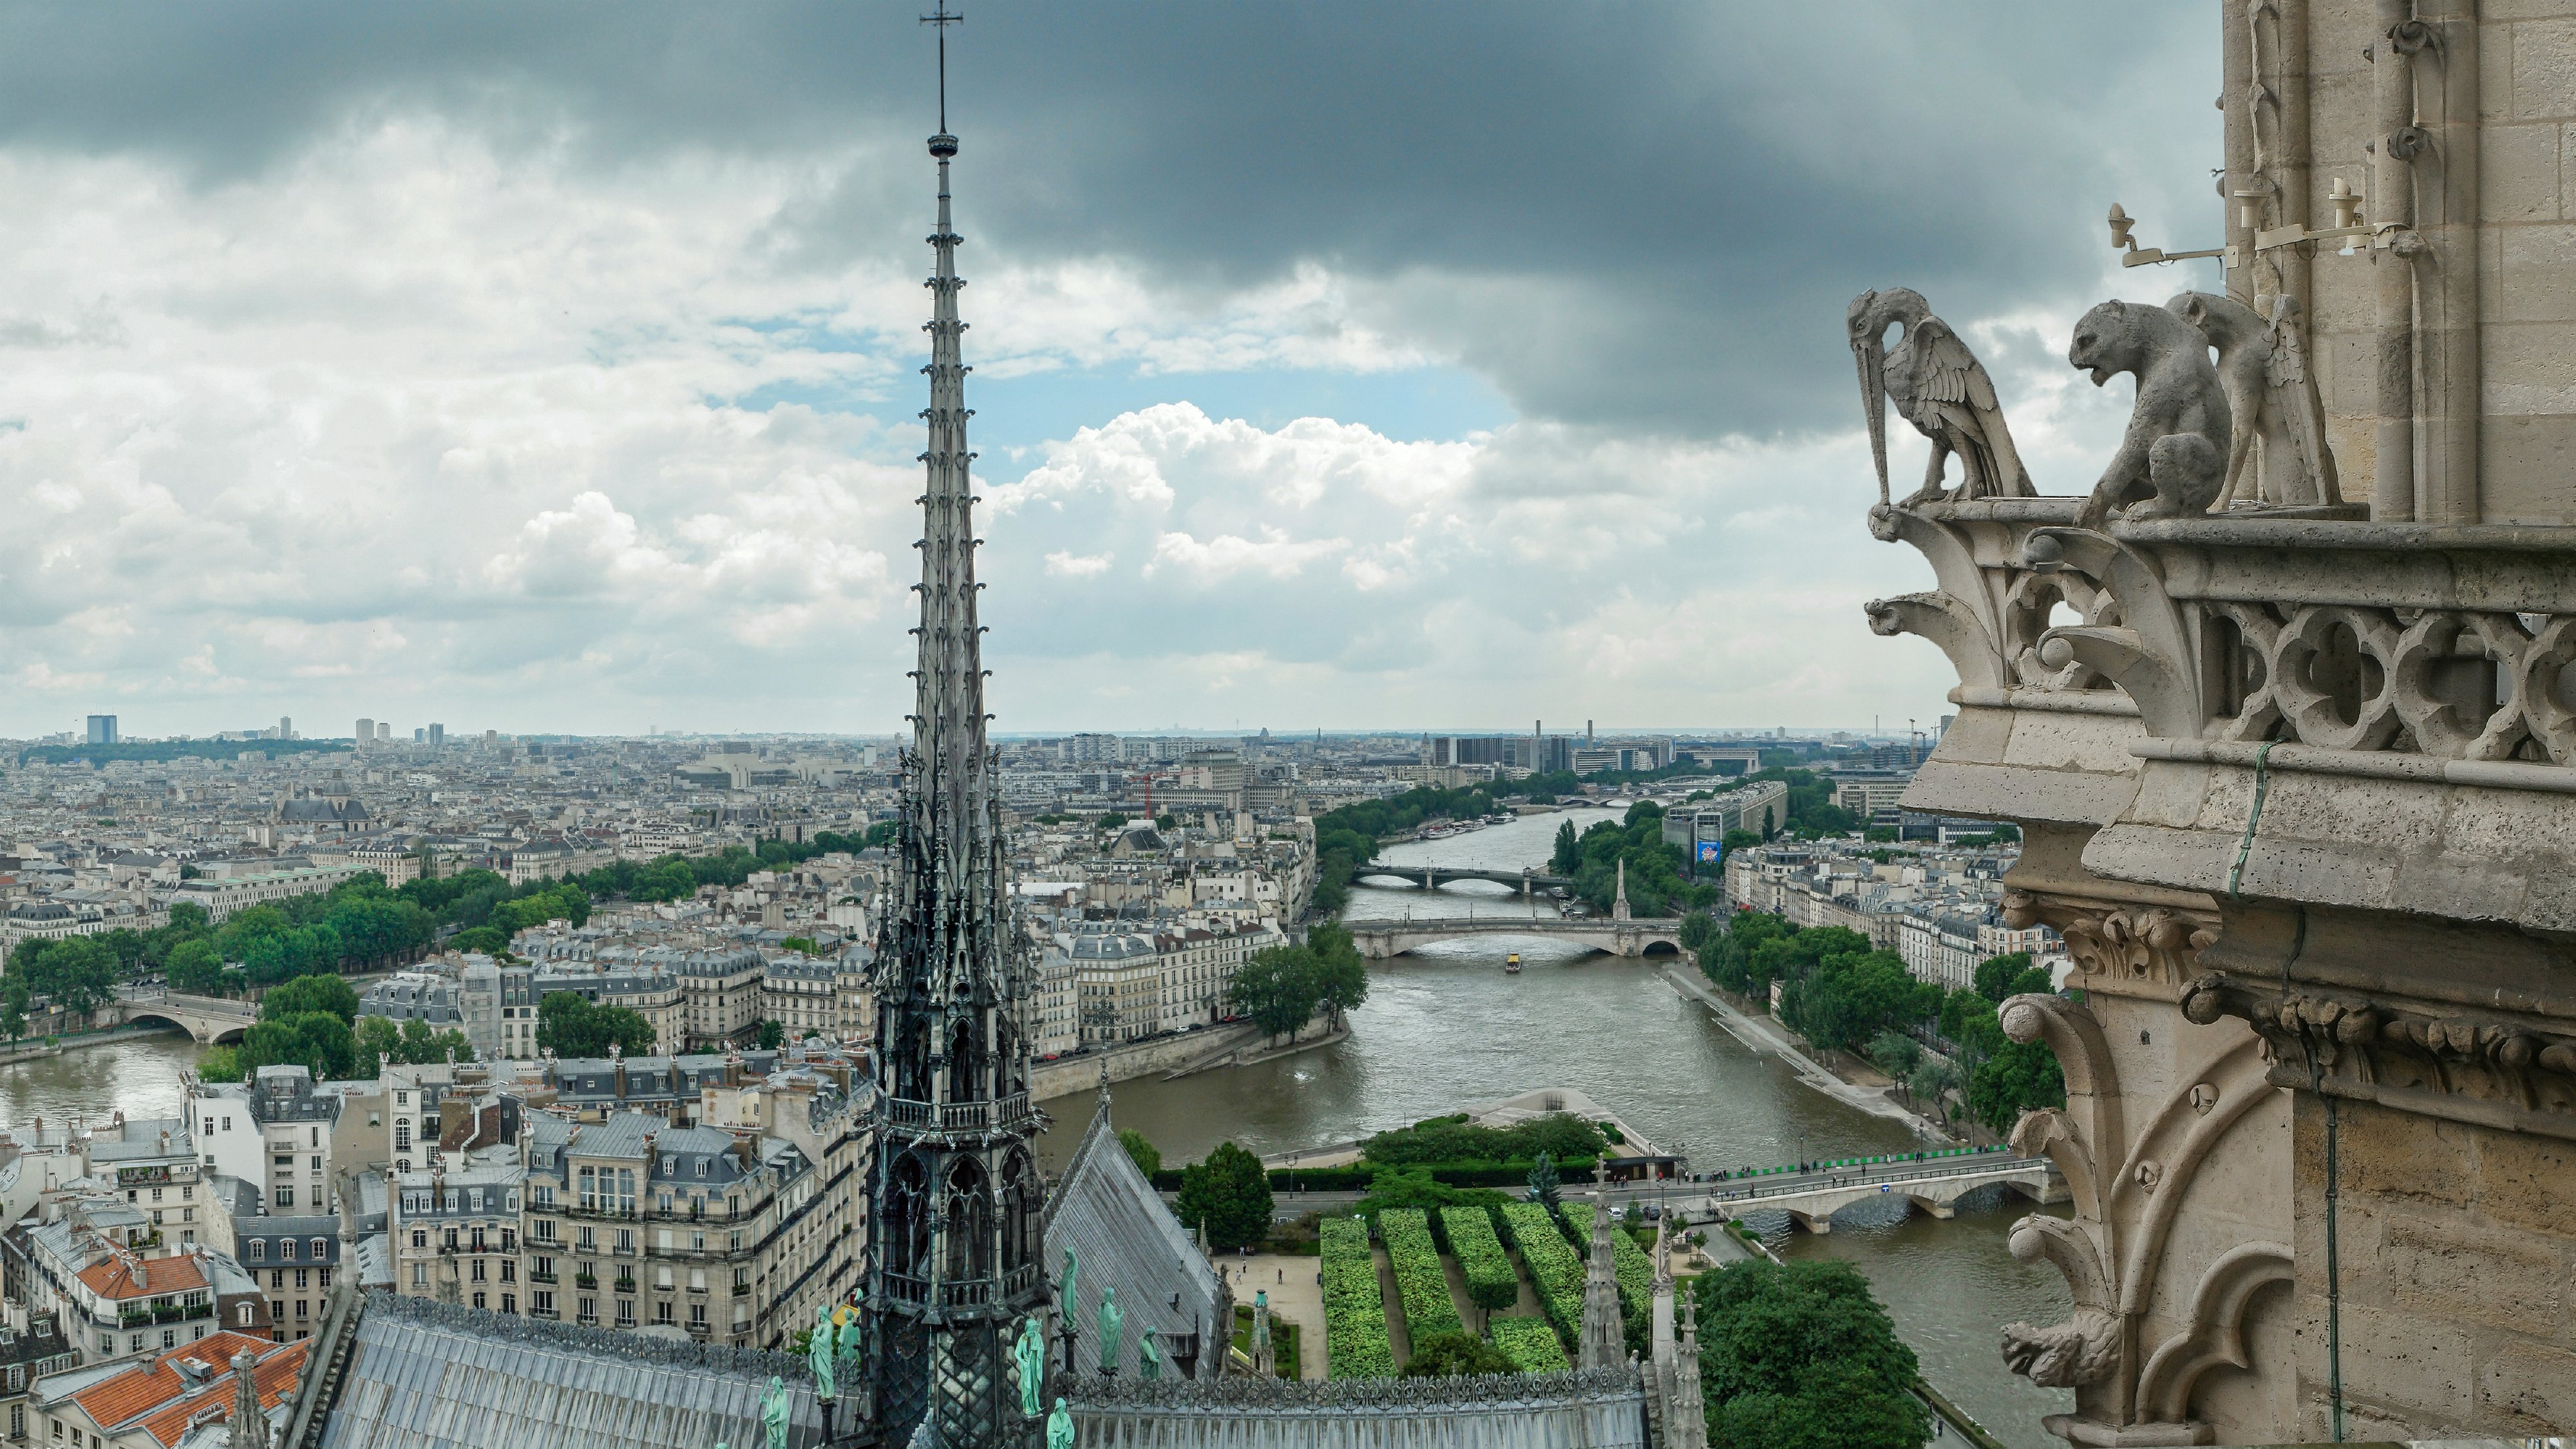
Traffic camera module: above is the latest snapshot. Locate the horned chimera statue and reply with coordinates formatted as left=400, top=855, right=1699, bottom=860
left=1848, top=287, right=2035, bottom=506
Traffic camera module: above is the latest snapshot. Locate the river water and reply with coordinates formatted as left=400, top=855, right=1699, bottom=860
left=4, top=810, right=2074, bottom=1444
left=0, top=1030, right=201, bottom=1129
left=1032, top=806, right=2075, bottom=1447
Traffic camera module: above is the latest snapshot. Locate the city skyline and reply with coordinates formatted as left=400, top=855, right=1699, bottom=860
left=0, top=5, right=2217, bottom=737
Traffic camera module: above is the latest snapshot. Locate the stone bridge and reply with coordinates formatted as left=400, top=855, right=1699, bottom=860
left=115, top=991, right=257, bottom=1045
left=1352, top=864, right=1570, bottom=896
left=1349, top=915, right=1683, bottom=960
left=1681, top=1153, right=2065, bottom=1234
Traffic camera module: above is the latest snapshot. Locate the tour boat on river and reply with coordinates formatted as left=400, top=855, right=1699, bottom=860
left=1504, top=952, right=1522, bottom=974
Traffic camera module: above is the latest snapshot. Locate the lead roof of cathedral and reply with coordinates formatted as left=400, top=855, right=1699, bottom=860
left=315, top=1293, right=825, bottom=1449
left=1043, top=1094, right=1225, bottom=1379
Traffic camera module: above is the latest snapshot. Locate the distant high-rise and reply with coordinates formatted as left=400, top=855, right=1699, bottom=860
left=377, top=723, right=392, bottom=742
left=85, top=715, right=117, bottom=746
left=279, top=715, right=294, bottom=740
left=355, top=717, right=374, bottom=747
left=428, top=723, right=445, bottom=749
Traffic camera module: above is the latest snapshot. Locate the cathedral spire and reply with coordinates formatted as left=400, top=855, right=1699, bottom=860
left=869, top=11, right=1048, bottom=1445
left=1578, top=1160, right=1624, bottom=1369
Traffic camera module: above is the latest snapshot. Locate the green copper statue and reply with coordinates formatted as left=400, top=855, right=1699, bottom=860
left=1013, top=1314, right=1047, bottom=1418
left=1046, top=1397, right=1075, bottom=1449
left=1057, top=1247, right=1079, bottom=1334
left=1096, top=1286, right=1123, bottom=1375
left=835, top=1300, right=865, bottom=1374
left=808, top=1305, right=837, bottom=1403
left=759, top=1375, right=788, bottom=1449
left=1137, top=1331, right=1162, bottom=1381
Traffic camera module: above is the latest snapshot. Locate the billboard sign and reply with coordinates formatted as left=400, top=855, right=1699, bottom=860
left=1695, top=840, right=1723, bottom=866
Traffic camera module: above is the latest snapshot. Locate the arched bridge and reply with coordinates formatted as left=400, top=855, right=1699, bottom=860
left=1672, top=1153, right=2065, bottom=1234
left=1350, top=916, right=1683, bottom=960
left=1352, top=864, right=1571, bottom=896
left=115, top=991, right=256, bottom=1045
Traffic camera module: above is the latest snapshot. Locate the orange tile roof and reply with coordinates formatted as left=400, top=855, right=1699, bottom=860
left=66, top=1329, right=285, bottom=1435
left=135, top=1340, right=308, bottom=1449
left=73, top=1251, right=209, bottom=1302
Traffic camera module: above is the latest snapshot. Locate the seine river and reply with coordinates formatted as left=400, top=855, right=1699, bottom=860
left=3, top=808, right=2072, bottom=1445
left=1033, top=806, right=2076, bottom=1446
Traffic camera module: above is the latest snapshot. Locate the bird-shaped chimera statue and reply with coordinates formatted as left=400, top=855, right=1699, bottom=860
left=1848, top=287, right=2034, bottom=506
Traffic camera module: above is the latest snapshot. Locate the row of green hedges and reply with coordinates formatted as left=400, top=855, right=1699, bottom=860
left=1499, top=1203, right=1583, bottom=1340
left=1378, top=1209, right=1459, bottom=1340
left=1319, top=1217, right=1392, bottom=1379
left=1489, top=1316, right=1570, bottom=1374
left=1440, top=1206, right=1519, bottom=1313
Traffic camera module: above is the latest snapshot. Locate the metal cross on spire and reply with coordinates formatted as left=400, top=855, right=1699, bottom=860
left=921, top=3, right=962, bottom=137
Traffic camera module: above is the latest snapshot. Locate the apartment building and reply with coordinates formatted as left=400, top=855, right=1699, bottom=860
left=158, top=859, right=366, bottom=923
left=191, top=1067, right=343, bottom=1214
left=516, top=1101, right=860, bottom=1350
left=388, top=1163, right=524, bottom=1316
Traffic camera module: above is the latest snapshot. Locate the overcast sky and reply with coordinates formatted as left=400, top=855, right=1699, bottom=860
left=0, top=2, right=2228, bottom=740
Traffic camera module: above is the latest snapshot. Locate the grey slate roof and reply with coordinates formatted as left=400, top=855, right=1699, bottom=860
left=1042, top=1092, right=1227, bottom=1378
left=317, top=1294, right=828, bottom=1449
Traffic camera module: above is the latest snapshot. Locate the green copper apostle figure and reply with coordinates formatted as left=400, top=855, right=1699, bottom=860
left=808, top=1305, right=837, bottom=1403
left=1096, top=1286, right=1123, bottom=1375
left=759, top=1376, right=788, bottom=1449
left=1046, top=1397, right=1075, bottom=1449
left=1137, top=1332, right=1162, bottom=1381
left=835, top=1300, right=864, bottom=1376
left=1013, top=1314, right=1047, bottom=1418
left=1057, top=1247, right=1079, bottom=1335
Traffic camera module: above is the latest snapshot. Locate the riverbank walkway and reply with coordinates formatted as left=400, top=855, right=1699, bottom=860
left=1659, top=965, right=1955, bottom=1139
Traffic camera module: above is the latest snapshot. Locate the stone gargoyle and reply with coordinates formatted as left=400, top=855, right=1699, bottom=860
left=1849, top=287, right=2034, bottom=507
left=2166, top=290, right=2341, bottom=509
left=2000, top=1307, right=2121, bottom=1388
left=2069, top=299, right=2231, bottom=529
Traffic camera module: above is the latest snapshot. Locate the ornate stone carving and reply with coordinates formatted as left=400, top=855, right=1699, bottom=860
left=2167, top=291, right=2340, bottom=509
left=2068, top=299, right=2231, bottom=529
left=2133, top=1242, right=2294, bottom=1425
left=1848, top=287, right=2034, bottom=506
left=1985, top=982, right=2287, bottom=1442
left=2001, top=1309, right=2121, bottom=1388
left=2182, top=972, right=2576, bottom=1139
left=2058, top=906, right=2220, bottom=987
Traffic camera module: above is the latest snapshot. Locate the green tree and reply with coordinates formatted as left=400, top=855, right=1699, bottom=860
left=1973, top=952, right=2041, bottom=1004
left=1865, top=1030, right=1921, bottom=1077
left=236, top=1011, right=361, bottom=1082
left=1402, top=1331, right=1512, bottom=1379
left=260, top=974, right=359, bottom=1025
left=752, top=1019, right=786, bottom=1050
left=1678, top=911, right=1718, bottom=952
left=1118, top=1129, right=1161, bottom=1180
left=1175, top=1142, right=1273, bottom=1251
left=197, top=1045, right=246, bottom=1083
left=535, top=992, right=659, bottom=1058
left=164, top=939, right=231, bottom=998
left=1692, top=1259, right=1931, bottom=1449
left=1527, top=1150, right=1562, bottom=1211
left=1777, top=947, right=1940, bottom=1054
left=1230, top=945, right=1321, bottom=1043
left=1305, top=923, right=1369, bottom=1028
left=1550, top=820, right=1580, bottom=874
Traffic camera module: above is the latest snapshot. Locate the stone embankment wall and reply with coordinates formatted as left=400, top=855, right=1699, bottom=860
left=1028, top=1018, right=1342, bottom=1101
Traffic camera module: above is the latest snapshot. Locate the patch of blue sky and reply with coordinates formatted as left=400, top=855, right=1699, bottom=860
left=721, top=355, right=1515, bottom=469
left=967, top=361, right=1514, bottom=462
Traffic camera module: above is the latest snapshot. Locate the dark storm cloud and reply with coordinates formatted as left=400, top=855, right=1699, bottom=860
left=0, top=1, right=2215, bottom=438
